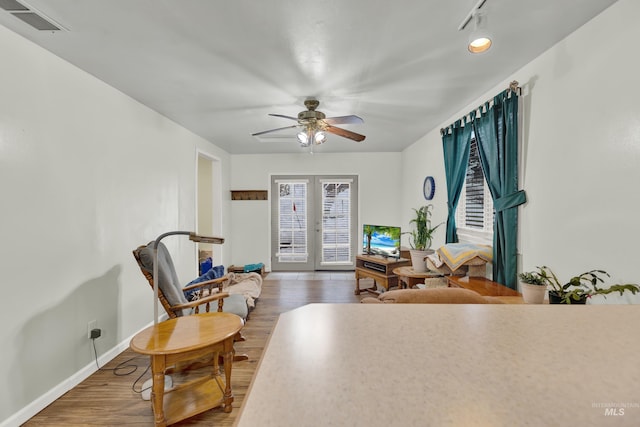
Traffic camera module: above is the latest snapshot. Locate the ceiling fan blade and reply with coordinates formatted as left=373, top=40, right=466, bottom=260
left=269, top=114, right=299, bottom=121
left=324, top=125, right=366, bottom=142
left=252, top=124, right=299, bottom=136
left=323, top=115, right=364, bottom=125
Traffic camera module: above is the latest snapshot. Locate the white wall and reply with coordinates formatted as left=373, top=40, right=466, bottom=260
left=402, top=0, right=640, bottom=302
left=229, top=152, right=402, bottom=269
left=0, top=24, right=231, bottom=424
left=400, top=133, right=448, bottom=249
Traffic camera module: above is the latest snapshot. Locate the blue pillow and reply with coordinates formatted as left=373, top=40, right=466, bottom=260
left=199, top=257, right=213, bottom=275
left=184, top=265, right=225, bottom=301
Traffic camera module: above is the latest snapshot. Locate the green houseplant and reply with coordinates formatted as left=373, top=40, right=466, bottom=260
left=404, top=205, right=442, bottom=272
left=518, top=271, right=547, bottom=304
left=534, top=266, right=640, bottom=304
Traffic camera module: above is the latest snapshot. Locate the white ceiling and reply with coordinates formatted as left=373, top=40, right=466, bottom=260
left=0, top=0, right=617, bottom=154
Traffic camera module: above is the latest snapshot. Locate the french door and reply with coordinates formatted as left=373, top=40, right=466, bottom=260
left=270, top=175, right=358, bottom=271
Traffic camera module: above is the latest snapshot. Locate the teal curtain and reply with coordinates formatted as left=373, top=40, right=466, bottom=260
left=441, top=119, right=473, bottom=243
left=473, top=89, right=526, bottom=289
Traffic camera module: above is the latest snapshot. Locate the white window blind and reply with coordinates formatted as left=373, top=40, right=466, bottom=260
left=321, top=181, right=352, bottom=264
left=277, top=181, right=308, bottom=262
left=456, top=136, right=494, bottom=243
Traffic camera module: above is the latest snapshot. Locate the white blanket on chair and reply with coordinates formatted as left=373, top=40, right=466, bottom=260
left=224, top=272, right=262, bottom=308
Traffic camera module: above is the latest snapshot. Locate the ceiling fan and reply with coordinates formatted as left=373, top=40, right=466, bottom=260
left=252, top=99, right=366, bottom=147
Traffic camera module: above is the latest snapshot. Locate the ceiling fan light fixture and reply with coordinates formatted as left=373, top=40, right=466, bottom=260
left=297, top=128, right=326, bottom=147
left=297, top=130, right=310, bottom=146
left=314, top=131, right=326, bottom=144
left=468, top=11, right=492, bottom=54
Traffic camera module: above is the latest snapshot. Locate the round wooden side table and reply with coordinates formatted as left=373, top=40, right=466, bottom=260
left=130, top=312, right=243, bottom=427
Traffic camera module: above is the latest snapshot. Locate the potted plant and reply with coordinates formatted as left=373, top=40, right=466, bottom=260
left=404, top=204, right=441, bottom=272
left=534, top=266, right=640, bottom=304
left=518, top=271, right=547, bottom=304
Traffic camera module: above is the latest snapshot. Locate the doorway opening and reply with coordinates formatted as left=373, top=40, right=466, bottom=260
left=196, top=152, right=223, bottom=270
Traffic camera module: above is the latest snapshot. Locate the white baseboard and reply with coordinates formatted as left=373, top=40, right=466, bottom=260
left=0, top=320, right=159, bottom=427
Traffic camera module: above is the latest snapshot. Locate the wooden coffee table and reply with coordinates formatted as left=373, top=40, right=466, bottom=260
left=130, top=312, right=243, bottom=427
left=393, top=266, right=444, bottom=289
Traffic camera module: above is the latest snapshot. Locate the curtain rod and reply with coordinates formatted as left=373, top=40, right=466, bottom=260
left=440, top=80, right=520, bottom=136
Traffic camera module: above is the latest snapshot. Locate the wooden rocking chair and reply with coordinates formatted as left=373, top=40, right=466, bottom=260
left=133, top=241, right=248, bottom=361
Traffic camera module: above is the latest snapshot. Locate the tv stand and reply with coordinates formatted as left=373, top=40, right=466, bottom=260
left=355, top=254, right=410, bottom=295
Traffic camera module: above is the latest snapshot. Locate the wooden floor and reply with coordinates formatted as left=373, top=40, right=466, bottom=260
left=24, top=272, right=369, bottom=426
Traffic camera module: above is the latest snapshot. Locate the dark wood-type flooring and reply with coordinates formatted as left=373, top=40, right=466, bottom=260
left=24, top=274, right=370, bottom=426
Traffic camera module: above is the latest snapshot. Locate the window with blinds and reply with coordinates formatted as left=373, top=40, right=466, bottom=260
left=321, top=181, right=352, bottom=264
left=277, top=181, right=308, bottom=262
left=456, top=136, right=494, bottom=241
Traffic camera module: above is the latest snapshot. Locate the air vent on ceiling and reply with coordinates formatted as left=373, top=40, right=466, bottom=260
left=11, top=11, right=60, bottom=30
left=0, top=0, right=28, bottom=11
left=1, top=0, right=64, bottom=31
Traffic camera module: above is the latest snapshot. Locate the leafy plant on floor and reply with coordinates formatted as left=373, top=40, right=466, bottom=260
left=534, top=266, right=640, bottom=304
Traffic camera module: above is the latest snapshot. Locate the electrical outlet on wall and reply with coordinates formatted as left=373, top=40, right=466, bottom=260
left=87, top=320, right=97, bottom=339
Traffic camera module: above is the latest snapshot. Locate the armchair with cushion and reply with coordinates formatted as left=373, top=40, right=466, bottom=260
left=360, top=287, right=504, bottom=304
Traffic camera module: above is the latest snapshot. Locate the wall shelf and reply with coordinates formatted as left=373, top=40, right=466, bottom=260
left=231, top=190, right=268, bottom=201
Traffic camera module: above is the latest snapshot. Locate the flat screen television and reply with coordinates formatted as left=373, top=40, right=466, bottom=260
left=362, top=224, right=401, bottom=259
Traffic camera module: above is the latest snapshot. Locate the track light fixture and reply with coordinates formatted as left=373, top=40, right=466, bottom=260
left=458, top=0, right=492, bottom=54
left=468, top=11, right=492, bottom=54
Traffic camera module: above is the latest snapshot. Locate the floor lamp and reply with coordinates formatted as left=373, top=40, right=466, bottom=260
left=152, top=231, right=224, bottom=325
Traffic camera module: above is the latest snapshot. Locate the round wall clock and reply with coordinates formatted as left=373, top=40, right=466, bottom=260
left=423, top=176, right=435, bottom=200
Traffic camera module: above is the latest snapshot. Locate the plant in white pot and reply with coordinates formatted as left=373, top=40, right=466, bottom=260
left=518, top=271, right=547, bottom=304
left=404, top=205, right=441, bottom=272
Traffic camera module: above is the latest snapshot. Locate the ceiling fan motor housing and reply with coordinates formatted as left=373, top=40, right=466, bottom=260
left=298, top=110, right=325, bottom=121
left=298, top=99, right=325, bottom=124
